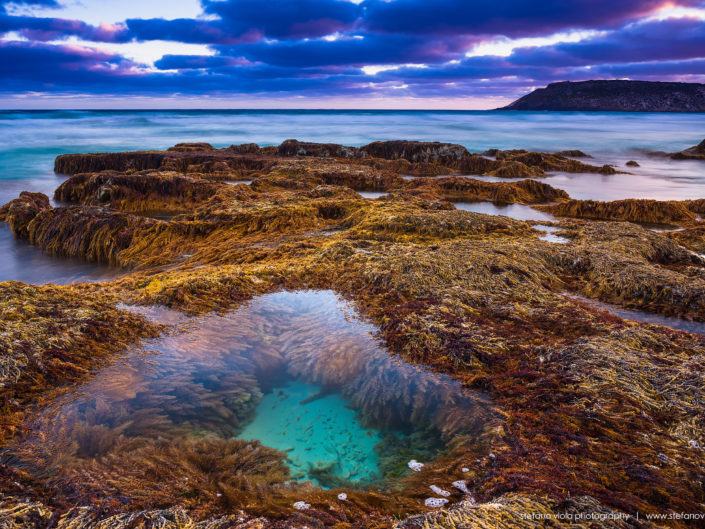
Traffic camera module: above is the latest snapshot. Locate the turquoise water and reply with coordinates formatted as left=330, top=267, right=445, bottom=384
left=0, top=110, right=703, bottom=284
left=10, top=290, right=491, bottom=488
left=238, top=380, right=385, bottom=486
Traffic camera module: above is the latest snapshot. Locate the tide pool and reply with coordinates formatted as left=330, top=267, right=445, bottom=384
left=238, top=380, right=384, bottom=487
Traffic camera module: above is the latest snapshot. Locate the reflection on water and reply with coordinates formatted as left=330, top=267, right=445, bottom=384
left=533, top=225, right=569, bottom=244
left=566, top=293, right=705, bottom=335
left=7, top=290, right=490, bottom=489
left=454, top=201, right=555, bottom=222
left=358, top=191, right=388, bottom=199
left=225, top=180, right=252, bottom=186
left=0, top=224, right=122, bottom=284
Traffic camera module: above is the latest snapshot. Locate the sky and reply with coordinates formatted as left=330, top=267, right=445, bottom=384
left=1, top=0, right=705, bottom=109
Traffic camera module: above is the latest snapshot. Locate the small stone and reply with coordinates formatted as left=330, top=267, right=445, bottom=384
left=337, top=493, right=347, bottom=501
left=461, top=467, right=470, bottom=473
left=408, top=459, right=424, bottom=472
left=293, top=501, right=311, bottom=510
left=425, top=497, right=449, bottom=508
left=430, top=485, right=451, bottom=497
left=689, top=440, right=700, bottom=449
left=452, top=480, right=469, bottom=494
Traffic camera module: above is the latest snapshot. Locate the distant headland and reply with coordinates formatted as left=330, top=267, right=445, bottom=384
left=500, top=80, right=705, bottom=112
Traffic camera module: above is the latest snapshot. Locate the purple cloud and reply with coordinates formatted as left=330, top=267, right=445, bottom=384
left=1, top=0, right=705, bottom=104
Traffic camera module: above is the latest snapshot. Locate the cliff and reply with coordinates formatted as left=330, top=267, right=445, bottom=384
left=501, top=80, right=705, bottom=112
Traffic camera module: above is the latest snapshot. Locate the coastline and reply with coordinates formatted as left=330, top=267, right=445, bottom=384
left=0, top=139, right=703, bottom=528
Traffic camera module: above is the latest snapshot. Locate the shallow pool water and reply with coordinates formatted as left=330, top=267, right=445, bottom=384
left=0, top=224, right=122, bottom=284
left=454, top=201, right=555, bottom=222
left=225, top=180, right=252, bottom=186
left=7, top=290, right=490, bottom=489
left=238, top=379, right=385, bottom=485
left=533, top=224, right=570, bottom=244
left=358, top=191, right=388, bottom=199
left=567, top=293, right=705, bottom=335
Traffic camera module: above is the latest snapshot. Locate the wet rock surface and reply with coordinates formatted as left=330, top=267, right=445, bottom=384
left=669, top=139, right=705, bottom=160
left=1, top=140, right=704, bottom=528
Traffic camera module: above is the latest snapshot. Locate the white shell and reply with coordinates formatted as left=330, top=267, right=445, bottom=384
left=408, top=459, right=424, bottom=472
left=452, top=480, right=469, bottom=493
left=461, top=467, right=470, bottom=473
left=293, top=501, right=311, bottom=510
left=337, top=493, right=348, bottom=501
left=424, top=497, right=449, bottom=508
left=430, top=485, right=451, bottom=497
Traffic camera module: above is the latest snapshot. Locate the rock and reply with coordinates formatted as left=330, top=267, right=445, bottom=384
left=228, top=143, right=261, bottom=154
left=537, top=198, right=697, bottom=225
left=0, top=191, right=51, bottom=237
left=408, top=459, right=424, bottom=472
left=54, top=151, right=165, bottom=175
left=430, top=485, right=451, bottom=497
left=277, top=139, right=361, bottom=158
left=424, top=497, right=449, bottom=508
left=669, top=139, right=705, bottom=160
left=501, top=80, right=705, bottom=112
left=360, top=140, right=470, bottom=165
left=626, top=160, right=640, bottom=167
left=167, top=142, right=216, bottom=152
left=555, top=150, right=591, bottom=158
left=486, top=161, right=545, bottom=179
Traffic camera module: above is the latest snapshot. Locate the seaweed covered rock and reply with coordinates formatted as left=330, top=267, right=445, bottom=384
left=485, top=161, right=545, bottom=179
left=0, top=191, right=51, bottom=237
left=18, top=206, right=172, bottom=267
left=55, top=171, right=231, bottom=213
left=360, top=140, right=471, bottom=165
left=555, top=149, right=591, bottom=158
left=0, top=282, right=158, bottom=441
left=277, top=139, right=361, bottom=158
left=55, top=151, right=165, bottom=174
left=538, top=198, right=697, bottom=225
left=167, top=143, right=216, bottom=152
left=3, top=141, right=705, bottom=529
left=669, top=139, right=705, bottom=160
left=496, top=151, right=617, bottom=174
left=345, top=205, right=531, bottom=242
left=669, top=224, right=705, bottom=253
left=405, top=176, right=569, bottom=204
left=228, top=142, right=262, bottom=154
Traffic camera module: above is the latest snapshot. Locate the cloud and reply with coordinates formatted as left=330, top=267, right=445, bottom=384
left=0, top=14, right=129, bottom=41
left=2, top=0, right=705, bottom=105
left=360, top=0, right=701, bottom=36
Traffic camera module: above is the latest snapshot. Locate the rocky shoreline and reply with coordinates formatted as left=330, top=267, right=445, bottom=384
left=1, top=139, right=704, bottom=529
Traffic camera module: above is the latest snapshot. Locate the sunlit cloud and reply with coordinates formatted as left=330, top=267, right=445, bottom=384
left=465, top=30, right=606, bottom=58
